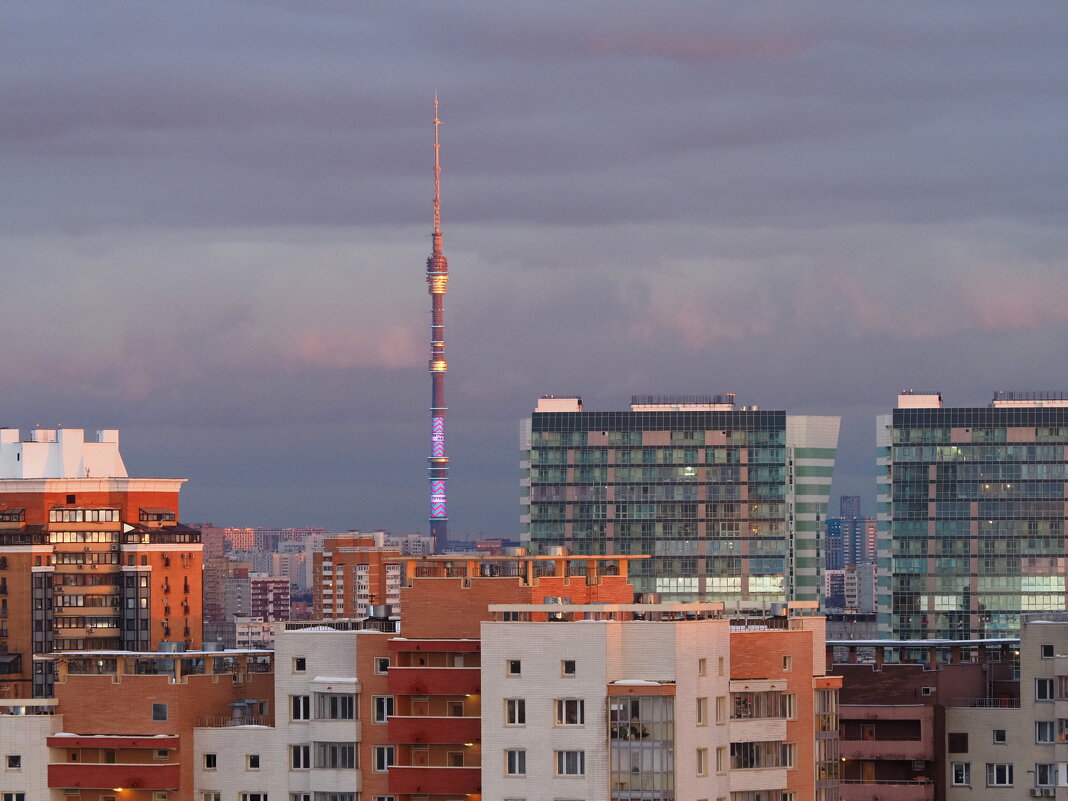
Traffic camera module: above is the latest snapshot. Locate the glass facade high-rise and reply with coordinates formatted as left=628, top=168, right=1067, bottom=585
left=521, top=395, right=840, bottom=604
left=878, top=391, right=1068, bottom=639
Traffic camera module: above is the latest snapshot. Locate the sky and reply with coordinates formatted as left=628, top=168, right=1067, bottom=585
left=3, top=2, right=1067, bottom=537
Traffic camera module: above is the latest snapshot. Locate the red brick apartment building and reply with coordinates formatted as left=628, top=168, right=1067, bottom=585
left=0, top=428, right=202, bottom=699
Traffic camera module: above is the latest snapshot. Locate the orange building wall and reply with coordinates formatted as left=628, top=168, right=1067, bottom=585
left=56, top=663, right=273, bottom=796
left=355, top=632, right=395, bottom=799
left=313, top=536, right=402, bottom=618
left=0, top=488, right=183, bottom=524
left=731, top=628, right=818, bottom=801
left=400, top=573, right=636, bottom=639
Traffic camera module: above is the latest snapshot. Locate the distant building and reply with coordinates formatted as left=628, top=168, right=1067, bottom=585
left=522, top=394, right=840, bottom=604
left=880, top=391, right=1068, bottom=638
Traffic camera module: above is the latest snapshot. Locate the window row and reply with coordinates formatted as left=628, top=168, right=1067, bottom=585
left=505, top=749, right=585, bottom=776
left=505, top=698, right=585, bottom=725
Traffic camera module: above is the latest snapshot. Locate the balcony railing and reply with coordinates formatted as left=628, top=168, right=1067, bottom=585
left=196, top=714, right=270, bottom=727
left=946, top=697, right=1019, bottom=708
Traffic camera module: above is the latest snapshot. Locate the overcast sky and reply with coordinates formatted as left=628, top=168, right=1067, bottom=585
left=3, top=2, right=1067, bottom=536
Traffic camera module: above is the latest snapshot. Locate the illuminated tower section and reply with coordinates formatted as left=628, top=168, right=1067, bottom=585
left=426, top=97, right=449, bottom=544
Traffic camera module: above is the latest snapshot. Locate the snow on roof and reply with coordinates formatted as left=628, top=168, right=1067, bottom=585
left=610, top=679, right=666, bottom=686
left=311, top=676, right=357, bottom=684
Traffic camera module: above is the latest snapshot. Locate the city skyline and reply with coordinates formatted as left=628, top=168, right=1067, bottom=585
left=3, top=4, right=1068, bottom=535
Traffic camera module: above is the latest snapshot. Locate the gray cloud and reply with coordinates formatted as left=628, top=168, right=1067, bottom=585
left=2, top=1, right=1068, bottom=532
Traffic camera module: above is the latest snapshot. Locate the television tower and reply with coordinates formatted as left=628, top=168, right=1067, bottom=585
left=426, top=96, right=449, bottom=545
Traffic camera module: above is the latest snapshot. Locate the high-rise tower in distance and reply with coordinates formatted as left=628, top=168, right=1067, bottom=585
left=426, top=97, right=449, bottom=545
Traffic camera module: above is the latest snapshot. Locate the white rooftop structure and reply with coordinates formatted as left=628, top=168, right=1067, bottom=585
left=0, top=428, right=128, bottom=479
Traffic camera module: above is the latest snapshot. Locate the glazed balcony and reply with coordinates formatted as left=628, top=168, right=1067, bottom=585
left=387, top=666, right=480, bottom=696
left=388, top=715, right=480, bottom=744
left=388, top=765, right=480, bottom=795
left=48, top=762, right=180, bottom=790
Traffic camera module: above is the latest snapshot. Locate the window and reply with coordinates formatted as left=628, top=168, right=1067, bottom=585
left=1037, top=677, right=1055, bottom=701
left=507, top=659, right=521, bottom=676
left=239, top=795, right=268, bottom=801
left=554, top=698, right=584, bottom=725
left=155, top=749, right=170, bottom=760
left=698, top=658, right=707, bottom=676
left=1037, top=721, right=1055, bottom=743
left=951, top=762, right=971, bottom=786
left=505, top=698, right=526, bottom=725
left=247, top=754, right=261, bottom=770
left=291, top=695, right=311, bottom=721
left=293, top=657, right=306, bottom=672
left=992, top=729, right=1006, bottom=745
left=505, top=749, right=526, bottom=776
left=715, top=746, right=727, bottom=774
left=372, top=797, right=397, bottom=801
left=202, top=794, right=222, bottom=801
left=718, top=656, right=725, bottom=676
left=715, top=696, right=727, bottom=724
left=5, top=755, right=20, bottom=770
left=696, top=697, right=708, bottom=726
left=373, top=746, right=395, bottom=773
left=1042, top=643, right=1055, bottom=658
left=291, top=744, right=310, bottom=770
left=315, top=742, right=356, bottom=769
left=374, top=657, right=390, bottom=674
left=315, top=693, right=356, bottom=720
left=203, top=753, right=216, bottom=770
left=1, top=794, right=26, bottom=801
left=696, top=748, right=708, bottom=776
left=561, top=659, right=576, bottom=676
left=948, top=732, right=969, bottom=753
left=1036, top=763, right=1057, bottom=787
left=986, top=763, right=1013, bottom=786
left=290, top=795, right=311, bottom=801
left=782, top=655, right=793, bottom=672
left=555, top=750, right=585, bottom=776
left=373, top=696, right=394, bottom=723
left=152, top=703, right=168, bottom=721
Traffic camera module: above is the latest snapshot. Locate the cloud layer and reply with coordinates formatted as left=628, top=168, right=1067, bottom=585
left=3, top=2, right=1068, bottom=532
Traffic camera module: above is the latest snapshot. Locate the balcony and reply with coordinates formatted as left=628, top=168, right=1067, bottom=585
left=48, top=762, right=181, bottom=790
left=840, top=780, right=933, bottom=801
left=840, top=739, right=932, bottom=761
left=388, top=765, right=480, bottom=795
left=388, top=715, right=480, bottom=744
left=387, top=666, right=480, bottom=696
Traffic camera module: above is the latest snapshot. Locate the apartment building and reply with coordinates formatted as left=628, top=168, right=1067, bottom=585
left=312, top=534, right=404, bottom=619
left=945, top=616, right=1068, bottom=800
left=830, top=637, right=1018, bottom=801
left=879, top=391, right=1068, bottom=639
left=482, top=601, right=841, bottom=801
left=522, top=395, right=839, bottom=605
left=0, top=427, right=202, bottom=698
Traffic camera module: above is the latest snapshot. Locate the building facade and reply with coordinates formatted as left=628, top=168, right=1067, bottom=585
left=0, top=428, right=202, bottom=698
left=879, top=391, right=1068, bottom=639
left=522, top=395, right=840, bottom=604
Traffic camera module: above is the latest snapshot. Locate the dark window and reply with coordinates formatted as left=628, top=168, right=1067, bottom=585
left=948, top=732, right=969, bottom=753
left=1042, top=644, right=1055, bottom=658
left=152, top=703, right=168, bottom=721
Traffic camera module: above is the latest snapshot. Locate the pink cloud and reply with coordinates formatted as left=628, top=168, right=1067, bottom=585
left=281, top=325, right=422, bottom=371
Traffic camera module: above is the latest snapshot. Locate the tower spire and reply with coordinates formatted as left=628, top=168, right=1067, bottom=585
left=426, top=96, right=450, bottom=546
left=433, top=93, right=442, bottom=244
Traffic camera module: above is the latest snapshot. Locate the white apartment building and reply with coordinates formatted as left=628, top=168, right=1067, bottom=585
left=946, top=616, right=1068, bottom=799
left=481, top=602, right=832, bottom=801
left=194, top=623, right=390, bottom=801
